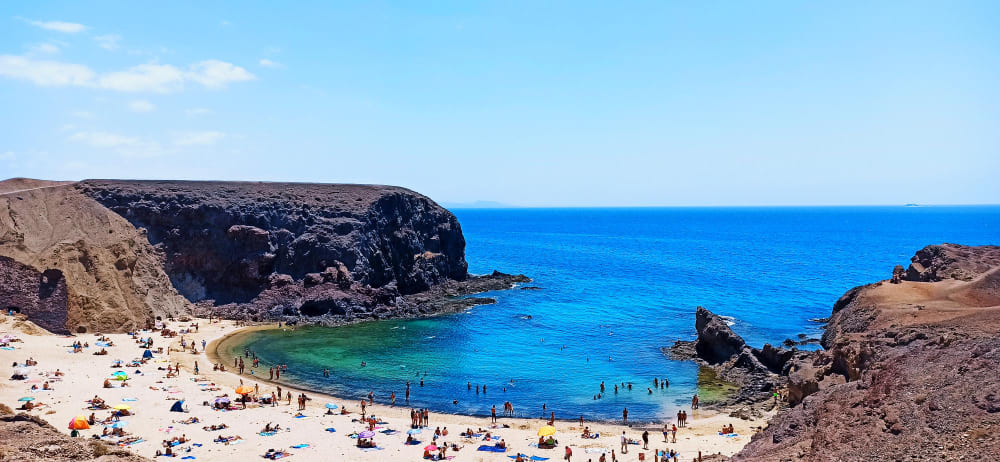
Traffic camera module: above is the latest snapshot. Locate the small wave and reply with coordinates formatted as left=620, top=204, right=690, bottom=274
left=719, top=315, right=736, bottom=326
left=426, top=336, right=436, bottom=339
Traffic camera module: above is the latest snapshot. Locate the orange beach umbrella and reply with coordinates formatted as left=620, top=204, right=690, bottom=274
left=235, top=386, right=254, bottom=395
left=68, top=416, right=90, bottom=430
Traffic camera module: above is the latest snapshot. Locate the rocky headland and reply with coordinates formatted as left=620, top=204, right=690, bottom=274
left=0, top=178, right=528, bottom=333
left=671, top=244, right=1000, bottom=460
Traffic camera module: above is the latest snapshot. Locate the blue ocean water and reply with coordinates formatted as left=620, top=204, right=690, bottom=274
left=220, top=206, right=999, bottom=422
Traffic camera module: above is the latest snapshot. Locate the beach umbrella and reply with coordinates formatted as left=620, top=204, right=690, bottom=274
left=18, top=397, right=34, bottom=402
left=113, top=404, right=131, bottom=411
left=424, top=444, right=438, bottom=451
left=358, top=430, right=375, bottom=439
left=215, top=397, right=231, bottom=404
left=324, top=403, right=338, bottom=409
left=537, top=425, right=557, bottom=437
left=68, top=416, right=90, bottom=430
left=108, top=421, right=129, bottom=428
left=235, top=386, right=254, bottom=395
left=407, top=428, right=421, bottom=435
left=142, top=349, right=153, bottom=359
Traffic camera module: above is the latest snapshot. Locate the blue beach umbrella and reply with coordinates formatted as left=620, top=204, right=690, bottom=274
left=407, top=428, right=421, bottom=435
left=18, top=397, right=35, bottom=402
left=108, top=421, right=129, bottom=428
left=325, top=403, right=338, bottom=409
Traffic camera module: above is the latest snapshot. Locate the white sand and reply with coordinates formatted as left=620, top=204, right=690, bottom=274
left=0, top=317, right=764, bottom=461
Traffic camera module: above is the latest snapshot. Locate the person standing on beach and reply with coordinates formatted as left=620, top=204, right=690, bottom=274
left=642, top=430, right=649, bottom=449
left=620, top=431, right=627, bottom=454
left=564, top=445, right=572, bottom=461
left=691, top=394, right=699, bottom=409
left=662, top=424, right=669, bottom=442
left=391, top=392, right=396, bottom=405
left=406, top=382, right=411, bottom=402
left=491, top=405, right=497, bottom=423
left=622, top=407, right=628, bottom=425
left=671, top=424, right=677, bottom=442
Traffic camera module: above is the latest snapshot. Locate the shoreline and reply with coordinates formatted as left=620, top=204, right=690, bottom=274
left=2, top=316, right=766, bottom=461
left=207, top=321, right=736, bottom=426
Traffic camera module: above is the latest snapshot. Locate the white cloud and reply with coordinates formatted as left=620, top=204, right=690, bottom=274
left=258, top=58, right=283, bottom=69
left=185, top=107, right=212, bottom=117
left=95, top=34, right=121, bottom=51
left=186, top=60, right=255, bottom=88
left=98, top=63, right=185, bottom=92
left=128, top=99, right=155, bottom=113
left=69, top=131, right=139, bottom=148
left=173, top=131, right=225, bottom=146
left=21, top=18, right=87, bottom=33
left=0, top=55, right=255, bottom=93
left=28, top=43, right=60, bottom=54
left=0, top=55, right=95, bottom=86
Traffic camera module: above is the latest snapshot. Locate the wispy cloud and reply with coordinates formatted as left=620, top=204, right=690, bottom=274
left=95, top=34, right=121, bottom=51
left=172, top=131, right=225, bottom=146
left=19, top=18, right=88, bottom=33
left=128, top=99, right=155, bottom=113
left=185, top=107, right=212, bottom=117
left=69, top=131, right=139, bottom=148
left=28, top=43, right=60, bottom=54
left=0, top=55, right=255, bottom=92
left=0, top=55, right=95, bottom=86
left=258, top=58, right=283, bottom=69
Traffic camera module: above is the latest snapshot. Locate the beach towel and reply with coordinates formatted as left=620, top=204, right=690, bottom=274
left=477, top=445, right=507, bottom=453
left=359, top=447, right=383, bottom=452
left=508, top=457, right=549, bottom=461
left=181, top=457, right=195, bottom=460
left=122, top=398, right=138, bottom=402
left=259, top=431, right=277, bottom=436
left=379, top=429, right=397, bottom=435
left=719, top=432, right=739, bottom=437
left=325, top=428, right=336, bottom=433
left=294, top=415, right=307, bottom=418
left=192, top=443, right=203, bottom=447
left=405, top=440, right=422, bottom=445
left=118, top=439, right=145, bottom=447
left=290, top=444, right=309, bottom=448
left=1, top=347, right=15, bottom=351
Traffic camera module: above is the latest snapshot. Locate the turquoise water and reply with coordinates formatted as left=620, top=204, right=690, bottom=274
left=220, top=206, right=1000, bottom=422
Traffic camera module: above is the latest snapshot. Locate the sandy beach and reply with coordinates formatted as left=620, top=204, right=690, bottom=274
left=1, top=315, right=764, bottom=461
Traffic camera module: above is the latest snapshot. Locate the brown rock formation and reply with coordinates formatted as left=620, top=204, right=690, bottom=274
left=0, top=256, right=69, bottom=334
left=0, top=180, right=192, bottom=333
left=734, top=244, right=1000, bottom=461
left=0, top=412, right=148, bottom=461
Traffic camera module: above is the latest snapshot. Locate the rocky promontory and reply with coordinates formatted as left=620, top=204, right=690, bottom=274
left=0, top=178, right=529, bottom=332
left=729, top=244, right=1000, bottom=461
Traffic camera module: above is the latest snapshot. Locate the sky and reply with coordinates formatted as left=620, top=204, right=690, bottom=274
left=1, top=1, right=998, bottom=207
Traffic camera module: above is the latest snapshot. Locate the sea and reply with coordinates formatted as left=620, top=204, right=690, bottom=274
left=218, top=206, right=1000, bottom=422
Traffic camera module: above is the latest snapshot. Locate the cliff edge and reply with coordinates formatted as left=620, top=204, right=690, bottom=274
left=733, top=244, right=1000, bottom=461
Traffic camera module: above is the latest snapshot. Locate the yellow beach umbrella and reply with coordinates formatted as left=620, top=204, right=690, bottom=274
left=235, top=386, right=254, bottom=395
left=537, top=425, right=556, bottom=437
left=68, top=416, right=90, bottom=430
left=113, top=404, right=131, bottom=411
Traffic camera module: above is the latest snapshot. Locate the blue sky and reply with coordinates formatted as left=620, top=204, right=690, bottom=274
left=1, top=1, right=997, bottom=206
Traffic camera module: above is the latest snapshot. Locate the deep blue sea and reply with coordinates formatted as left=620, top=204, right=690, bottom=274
left=220, top=206, right=1000, bottom=422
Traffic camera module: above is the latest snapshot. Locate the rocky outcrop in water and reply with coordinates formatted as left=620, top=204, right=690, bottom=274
left=732, top=244, right=1000, bottom=461
left=667, top=306, right=799, bottom=406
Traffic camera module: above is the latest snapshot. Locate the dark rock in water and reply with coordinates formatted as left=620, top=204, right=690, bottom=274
left=694, top=306, right=746, bottom=364
left=520, top=286, right=542, bottom=290
left=0, top=256, right=69, bottom=334
left=667, top=306, right=792, bottom=406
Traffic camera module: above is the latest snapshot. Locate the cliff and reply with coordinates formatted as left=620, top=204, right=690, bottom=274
left=0, top=411, right=148, bottom=461
left=733, top=244, right=1000, bottom=461
left=0, top=180, right=191, bottom=333
left=0, top=178, right=524, bottom=333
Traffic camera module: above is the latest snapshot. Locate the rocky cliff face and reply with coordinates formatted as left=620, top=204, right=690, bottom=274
left=733, top=244, right=1000, bottom=461
left=77, top=180, right=468, bottom=304
left=0, top=256, right=68, bottom=334
left=0, top=181, right=191, bottom=333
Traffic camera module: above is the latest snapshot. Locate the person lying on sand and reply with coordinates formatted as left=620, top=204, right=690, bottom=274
left=179, top=417, right=200, bottom=424
left=93, top=348, right=108, bottom=356
left=214, top=435, right=242, bottom=444
left=202, top=424, right=228, bottom=431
